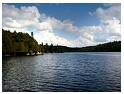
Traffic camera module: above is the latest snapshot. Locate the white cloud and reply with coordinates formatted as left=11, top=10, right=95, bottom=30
left=2, top=4, right=121, bottom=47
left=96, top=4, right=121, bottom=21
left=107, top=36, right=120, bottom=42
left=2, top=4, right=40, bottom=29
left=45, top=17, right=78, bottom=33
left=41, top=30, right=70, bottom=46
left=88, top=12, right=94, bottom=16
left=70, top=36, right=96, bottom=47
left=39, top=22, right=53, bottom=31
left=100, top=19, right=121, bottom=35
left=3, top=17, right=22, bottom=28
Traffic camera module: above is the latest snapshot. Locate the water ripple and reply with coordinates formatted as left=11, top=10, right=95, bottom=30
left=2, top=52, right=121, bottom=92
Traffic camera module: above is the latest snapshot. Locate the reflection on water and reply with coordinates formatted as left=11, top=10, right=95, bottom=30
left=2, top=52, right=121, bottom=92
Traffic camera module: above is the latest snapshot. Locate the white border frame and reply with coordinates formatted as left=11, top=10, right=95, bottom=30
left=0, top=0, right=123, bottom=94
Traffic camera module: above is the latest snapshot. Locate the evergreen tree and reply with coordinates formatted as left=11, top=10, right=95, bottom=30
left=2, top=29, right=121, bottom=56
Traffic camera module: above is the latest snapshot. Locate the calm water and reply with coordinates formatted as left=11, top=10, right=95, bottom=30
left=2, top=52, right=121, bottom=92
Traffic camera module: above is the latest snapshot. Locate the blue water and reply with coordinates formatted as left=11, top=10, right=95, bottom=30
left=2, top=52, right=121, bottom=92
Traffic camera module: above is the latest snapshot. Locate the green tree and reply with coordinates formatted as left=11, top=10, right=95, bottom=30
left=49, top=43, right=54, bottom=53
left=16, top=42, right=26, bottom=52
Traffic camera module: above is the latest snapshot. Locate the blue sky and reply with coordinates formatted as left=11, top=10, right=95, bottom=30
left=8, top=3, right=104, bottom=26
left=2, top=3, right=121, bottom=47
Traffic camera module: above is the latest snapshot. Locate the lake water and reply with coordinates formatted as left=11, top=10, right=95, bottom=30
left=2, top=52, right=121, bottom=92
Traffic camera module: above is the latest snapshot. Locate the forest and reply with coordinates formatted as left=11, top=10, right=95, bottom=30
left=2, top=29, right=121, bottom=56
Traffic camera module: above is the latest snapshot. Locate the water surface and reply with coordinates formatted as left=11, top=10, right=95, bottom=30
left=2, top=52, right=121, bottom=92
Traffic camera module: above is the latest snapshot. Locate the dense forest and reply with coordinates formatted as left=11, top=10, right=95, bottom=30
left=2, top=29, right=121, bottom=56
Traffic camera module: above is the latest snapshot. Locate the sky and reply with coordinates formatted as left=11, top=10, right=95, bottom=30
left=2, top=3, right=121, bottom=47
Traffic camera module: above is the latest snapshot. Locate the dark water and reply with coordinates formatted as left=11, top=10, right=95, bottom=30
left=2, top=52, right=121, bottom=92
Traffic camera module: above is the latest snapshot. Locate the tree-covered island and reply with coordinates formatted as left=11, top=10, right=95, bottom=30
left=2, top=29, right=121, bottom=56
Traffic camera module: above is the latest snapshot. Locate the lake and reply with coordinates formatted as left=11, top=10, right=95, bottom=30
left=2, top=52, right=121, bottom=92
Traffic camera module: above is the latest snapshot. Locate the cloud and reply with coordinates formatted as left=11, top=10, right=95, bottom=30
left=45, top=17, right=78, bottom=32
left=88, top=12, right=94, bottom=16
left=96, top=4, right=121, bottom=21
left=2, top=3, right=121, bottom=47
left=41, top=30, right=70, bottom=46
left=39, top=22, right=53, bottom=31
left=70, top=35, right=96, bottom=47
left=2, top=4, right=40, bottom=29
left=3, top=17, right=22, bottom=28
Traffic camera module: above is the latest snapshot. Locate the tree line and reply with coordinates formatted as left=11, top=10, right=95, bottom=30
left=2, top=29, right=121, bottom=56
